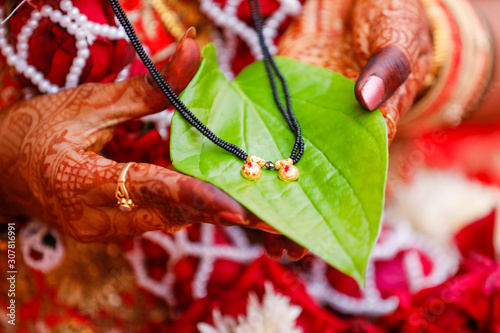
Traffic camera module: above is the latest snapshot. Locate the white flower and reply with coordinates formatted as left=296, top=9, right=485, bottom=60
left=198, top=282, right=303, bottom=333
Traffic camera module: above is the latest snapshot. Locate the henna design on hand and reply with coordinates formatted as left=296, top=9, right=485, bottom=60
left=0, top=32, right=252, bottom=242
left=278, top=0, right=433, bottom=142
left=0, top=29, right=306, bottom=260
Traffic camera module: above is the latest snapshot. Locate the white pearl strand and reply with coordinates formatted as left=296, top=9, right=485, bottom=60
left=199, top=0, right=301, bottom=72
left=125, top=226, right=262, bottom=306
left=305, top=222, right=459, bottom=316
left=0, top=1, right=128, bottom=94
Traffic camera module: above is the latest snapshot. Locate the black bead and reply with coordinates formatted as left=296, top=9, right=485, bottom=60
left=109, top=0, right=304, bottom=166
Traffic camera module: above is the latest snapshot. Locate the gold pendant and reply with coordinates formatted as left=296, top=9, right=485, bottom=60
left=278, top=164, right=300, bottom=181
left=241, top=156, right=299, bottom=182
left=241, top=162, right=262, bottom=180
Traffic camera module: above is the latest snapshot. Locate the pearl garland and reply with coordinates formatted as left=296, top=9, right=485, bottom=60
left=199, top=0, right=301, bottom=77
left=305, top=222, right=459, bottom=316
left=125, top=225, right=262, bottom=306
left=0, top=1, right=129, bottom=95
left=124, top=216, right=458, bottom=316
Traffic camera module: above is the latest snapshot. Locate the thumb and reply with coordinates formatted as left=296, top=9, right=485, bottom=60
left=354, top=46, right=411, bottom=111
left=352, top=0, right=431, bottom=111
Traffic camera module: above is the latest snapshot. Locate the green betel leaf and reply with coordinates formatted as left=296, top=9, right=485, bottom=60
left=170, top=44, right=388, bottom=285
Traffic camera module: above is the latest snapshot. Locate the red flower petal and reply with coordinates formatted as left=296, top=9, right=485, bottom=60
left=454, top=210, right=496, bottom=260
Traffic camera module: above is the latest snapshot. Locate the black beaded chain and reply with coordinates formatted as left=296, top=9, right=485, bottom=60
left=247, top=0, right=304, bottom=163
left=108, top=0, right=304, bottom=164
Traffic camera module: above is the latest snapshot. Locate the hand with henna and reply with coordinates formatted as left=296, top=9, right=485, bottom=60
left=0, top=30, right=307, bottom=259
left=278, top=0, right=433, bottom=142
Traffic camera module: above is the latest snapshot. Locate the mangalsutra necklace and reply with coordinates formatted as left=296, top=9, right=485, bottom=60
left=109, top=0, right=304, bottom=181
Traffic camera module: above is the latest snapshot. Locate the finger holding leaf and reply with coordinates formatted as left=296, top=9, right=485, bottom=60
left=278, top=0, right=432, bottom=142
left=0, top=30, right=304, bottom=260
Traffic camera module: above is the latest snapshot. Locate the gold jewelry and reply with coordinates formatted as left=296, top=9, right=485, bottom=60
left=148, top=0, right=185, bottom=41
left=384, top=112, right=397, bottom=142
left=115, top=162, right=136, bottom=212
left=241, top=156, right=299, bottom=181
left=400, top=0, right=495, bottom=134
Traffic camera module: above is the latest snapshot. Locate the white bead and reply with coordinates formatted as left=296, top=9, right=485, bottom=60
left=76, top=39, right=87, bottom=49
left=59, top=16, right=71, bottom=28
left=200, top=0, right=210, bottom=11
left=41, top=5, right=53, bottom=16
left=234, top=23, right=245, bottom=34
left=27, top=19, right=39, bottom=29
left=274, top=12, right=286, bottom=21
left=91, top=23, right=101, bottom=35
left=284, top=0, right=301, bottom=15
left=248, top=34, right=258, bottom=44
left=66, top=80, right=77, bottom=88
left=77, top=48, right=90, bottom=58
left=17, top=34, right=28, bottom=43
left=69, top=66, right=82, bottom=75
left=75, top=28, right=86, bottom=40
left=68, top=23, right=78, bottom=34
left=76, top=14, right=87, bottom=25
left=24, top=66, right=35, bottom=78
left=48, top=85, right=59, bottom=94
left=266, top=18, right=279, bottom=29
left=32, top=72, right=43, bottom=84
left=263, top=27, right=274, bottom=38
left=16, top=60, right=27, bottom=72
left=17, top=42, right=29, bottom=51
left=0, top=39, right=7, bottom=48
left=66, top=73, right=79, bottom=86
left=207, top=6, right=219, bottom=17
left=21, top=26, right=33, bottom=36
left=3, top=45, right=14, bottom=56
left=0, top=27, right=6, bottom=35
left=50, top=10, right=62, bottom=22
left=100, top=25, right=111, bottom=37
left=18, top=51, right=28, bottom=59
left=107, top=28, right=119, bottom=40
left=116, top=28, right=126, bottom=39
left=39, top=80, right=50, bottom=93
left=31, top=11, right=42, bottom=20
left=227, top=17, right=237, bottom=27
left=6, top=54, right=17, bottom=66
left=73, top=57, right=86, bottom=68
left=68, top=7, right=80, bottom=19
left=60, top=0, right=72, bottom=11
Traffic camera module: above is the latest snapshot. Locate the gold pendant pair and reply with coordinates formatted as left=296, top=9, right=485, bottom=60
left=241, top=156, right=299, bottom=182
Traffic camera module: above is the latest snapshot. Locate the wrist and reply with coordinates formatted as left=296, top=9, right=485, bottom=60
left=398, top=0, right=495, bottom=135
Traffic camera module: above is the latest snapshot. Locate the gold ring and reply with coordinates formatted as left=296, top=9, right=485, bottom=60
left=115, top=162, right=136, bottom=212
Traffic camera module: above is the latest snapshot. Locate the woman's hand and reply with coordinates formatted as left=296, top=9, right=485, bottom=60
left=0, top=31, right=223, bottom=240
left=278, top=0, right=433, bottom=141
left=0, top=29, right=300, bottom=261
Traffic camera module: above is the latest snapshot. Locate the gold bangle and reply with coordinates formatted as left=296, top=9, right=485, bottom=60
left=400, top=0, right=495, bottom=134
left=115, top=162, right=137, bottom=212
